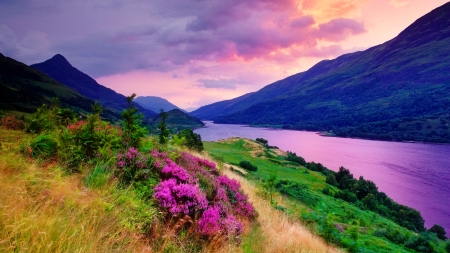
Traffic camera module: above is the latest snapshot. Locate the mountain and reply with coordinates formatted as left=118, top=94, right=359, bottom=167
left=0, top=53, right=120, bottom=121
left=30, top=54, right=156, bottom=118
left=134, top=96, right=183, bottom=113
left=199, top=2, right=450, bottom=143
left=149, top=109, right=205, bottom=132
left=190, top=73, right=306, bottom=120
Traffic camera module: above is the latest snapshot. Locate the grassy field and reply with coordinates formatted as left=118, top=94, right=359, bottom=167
left=204, top=138, right=449, bottom=253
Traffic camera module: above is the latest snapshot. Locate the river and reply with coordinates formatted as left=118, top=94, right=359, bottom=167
left=195, top=121, right=450, bottom=232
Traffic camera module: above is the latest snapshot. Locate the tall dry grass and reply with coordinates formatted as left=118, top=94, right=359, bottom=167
left=0, top=129, right=148, bottom=253
left=222, top=168, right=343, bottom=253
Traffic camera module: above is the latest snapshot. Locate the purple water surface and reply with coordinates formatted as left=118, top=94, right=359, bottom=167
left=195, top=121, right=450, bottom=232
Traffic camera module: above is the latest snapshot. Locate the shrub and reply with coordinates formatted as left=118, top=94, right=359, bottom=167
left=216, top=175, right=255, bottom=218
left=116, top=147, right=153, bottom=185
left=286, top=151, right=306, bottom=166
left=405, top=233, right=434, bottom=253
left=29, top=134, right=57, bottom=159
left=197, top=205, right=221, bottom=236
left=255, top=138, right=268, bottom=148
left=239, top=160, right=258, bottom=172
left=153, top=178, right=208, bottom=216
left=322, top=187, right=331, bottom=195
left=1, top=115, right=25, bottom=130
left=428, top=224, right=447, bottom=240
left=177, top=129, right=204, bottom=151
left=326, top=173, right=338, bottom=186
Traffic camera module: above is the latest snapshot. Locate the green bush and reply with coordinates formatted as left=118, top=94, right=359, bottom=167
left=239, top=160, right=258, bottom=172
left=326, top=173, right=338, bottom=186
left=405, top=233, right=434, bottom=253
left=29, top=134, right=58, bottom=159
left=177, top=129, right=204, bottom=151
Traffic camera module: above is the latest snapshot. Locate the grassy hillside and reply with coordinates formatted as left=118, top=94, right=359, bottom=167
left=204, top=138, right=449, bottom=252
left=0, top=103, right=344, bottom=252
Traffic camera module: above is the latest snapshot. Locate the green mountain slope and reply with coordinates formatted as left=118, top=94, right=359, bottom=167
left=211, top=2, right=450, bottom=142
left=30, top=54, right=156, bottom=118
left=0, top=53, right=120, bottom=121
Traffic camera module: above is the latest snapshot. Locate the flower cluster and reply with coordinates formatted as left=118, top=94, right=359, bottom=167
left=161, top=160, right=191, bottom=183
left=197, top=205, right=244, bottom=238
left=116, top=147, right=151, bottom=184
left=153, top=178, right=207, bottom=215
left=177, top=152, right=217, bottom=174
left=216, top=176, right=255, bottom=218
left=197, top=205, right=221, bottom=236
left=152, top=150, right=254, bottom=241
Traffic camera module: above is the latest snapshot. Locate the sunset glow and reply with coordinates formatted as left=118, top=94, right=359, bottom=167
left=0, top=0, right=447, bottom=110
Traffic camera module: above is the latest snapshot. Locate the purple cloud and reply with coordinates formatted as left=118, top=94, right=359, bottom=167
left=0, top=0, right=366, bottom=77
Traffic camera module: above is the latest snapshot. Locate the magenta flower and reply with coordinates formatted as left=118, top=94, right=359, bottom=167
left=197, top=205, right=221, bottom=236
left=153, top=179, right=208, bottom=215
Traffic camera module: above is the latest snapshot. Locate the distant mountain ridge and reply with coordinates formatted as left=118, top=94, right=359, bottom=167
left=134, top=96, right=184, bottom=113
left=0, top=53, right=121, bottom=121
left=31, top=55, right=156, bottom=118
left=193, top=2, right=450, bottom=143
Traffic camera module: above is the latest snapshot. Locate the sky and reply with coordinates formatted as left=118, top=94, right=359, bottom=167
left=0, top=0, right=448, bottom=111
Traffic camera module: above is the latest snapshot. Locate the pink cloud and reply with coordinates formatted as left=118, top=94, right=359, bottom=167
left=317, top=18, right=366, bottom=41
left=291, top=16, right=316, bottom=28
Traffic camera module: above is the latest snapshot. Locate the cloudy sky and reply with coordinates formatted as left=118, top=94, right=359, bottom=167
left=0, top=0, right=447, bottom=111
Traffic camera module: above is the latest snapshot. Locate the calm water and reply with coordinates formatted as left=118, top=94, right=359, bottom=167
left=195, top=121, right=450, bottom=232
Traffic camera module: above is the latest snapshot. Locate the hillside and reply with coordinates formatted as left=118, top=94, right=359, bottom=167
left=0, top=108, right=340, bottom=252
left=0, top=53, right=120, bottom=121
left=134, top=96, right=184, bottom=113
left=150, top=109, right=205, bottom=132
left=200, top=2, right=450, bottom=143
left=31, top=54, right=156, bottom=118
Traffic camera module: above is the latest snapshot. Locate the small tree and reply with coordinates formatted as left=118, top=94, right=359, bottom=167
left=178, top=129, right=204, bottom=151
left=428, top=224, right=447, bottom=240
left=82, top=101, right=102, bottom=158
left=121, top=93, right=147, bottom=148
left=158, top=109, right=170, bottom=145
left=264, top=173, right=277, bottom=205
